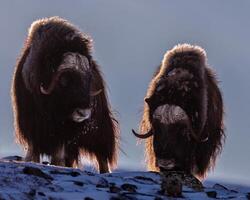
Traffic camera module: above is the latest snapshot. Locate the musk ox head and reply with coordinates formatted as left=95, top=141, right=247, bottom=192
left=21, top=17, right=102, bottom=124
left=134, top=44, right=208, bottom=142
left=38, top=52, right=101, bottom=123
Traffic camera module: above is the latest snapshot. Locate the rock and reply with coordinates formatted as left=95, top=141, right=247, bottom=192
left=23, top=166, right=53, bottom=181
left=121, top=183, right=137, bottom=193
left=161, top=171, right=203, bottom=192
left=2, top=156, right=23, bottom=161
left=96, top=178, right=109, bottom=188
left=28, top=189, right=36, bottom=197
left=38, top=192, right=46, bottom=196
left=42, top=161, right=50, bottom=165
left=246, top=192, right=250, bottom=200
left=212, top=183, right=229, bottom=191
left=70, top=171, right=81, bottom=177
left=162, top=175, right=182, bottom=197
left=154, top=197, right=163, bottom=200
left=50, top=170, right=80, bottom=177
left=74, top=181, right=84, bottom=186
left=84, top=197, right=94, bottom=200
left=206, top=191, right=217, bottom=198
left=134, top=176, right=156, bottom=183
left=110, top=194, right=137, bottom=200
left=109, top=185, right=121, bottom=193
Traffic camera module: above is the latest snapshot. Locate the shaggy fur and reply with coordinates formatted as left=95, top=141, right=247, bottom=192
left=12, top=17, right=119, bottom=173
left=135, top=44, right=224, bottom=177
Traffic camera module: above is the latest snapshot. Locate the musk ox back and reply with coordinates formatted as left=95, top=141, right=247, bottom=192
left=12, top=17, right=119, bottom=173
left=133, top=44, right=224, bottom=177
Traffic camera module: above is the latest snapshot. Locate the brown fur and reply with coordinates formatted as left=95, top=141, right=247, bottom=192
left=138, top=44, right=224, bottom=177
left=11, top=17, right=119, bottom=173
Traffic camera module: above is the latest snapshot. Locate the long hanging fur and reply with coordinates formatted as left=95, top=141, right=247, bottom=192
left=138, top=44, right=225, bottom=177
left=11, top=17, right=119, bottom=173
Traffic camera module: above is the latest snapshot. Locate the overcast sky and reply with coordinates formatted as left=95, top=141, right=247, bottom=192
left=0, top=0, right=249, bottom=185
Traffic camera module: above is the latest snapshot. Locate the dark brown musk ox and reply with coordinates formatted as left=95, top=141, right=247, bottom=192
left=11, top=17, right=119, bottom=173
left=132, top=44, right=225, bottom=178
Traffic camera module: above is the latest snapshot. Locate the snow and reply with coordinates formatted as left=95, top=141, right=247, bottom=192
left=0, top=159, right=249, bottom=200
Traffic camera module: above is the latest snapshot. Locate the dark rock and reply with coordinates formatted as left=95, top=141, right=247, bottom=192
left=162, top=176, right=182, bottom=197
left=96, top=178, right=109, bottom=188
left=121, top=183, right=137, bottom=193
left=161, top=171, right=203, bottom=192
left=109, top=185, right=122, bottom=193
left=154, top=197, right=163, bottom=200
left=246, top=192, right=250, bottom=200
left=50, top=170, right=80, bottom=177
left=28, top=189, right=36, bottom=197
left=84, top=197, right=94, bottom=200
left=85, top=171, right=95, bottom=176
left=70, top=171, right=81, bottom=177
left=110, top=194, right=137, bottom=200
left=23, top=166, right=53, bottom=181
left=134, top=176, right=156, bottom=183
left=38, top=192, right=46, bottom=196
left=212, top=183, right=229, bottom=191
left=2, top=156, right=23, bottom=161
left=42, top=161, right=50, bottom=165
left=206, top=191, right=217, bottom=198
left=74, top=181, right=84, bottom=186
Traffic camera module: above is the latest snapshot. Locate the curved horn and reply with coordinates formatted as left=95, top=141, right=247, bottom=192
left=90, top=89, right=103, bottom=97
left=188, top=127, right=209, bottom=143
left=40, top=69, right=69, bottom=95
left=40, top=53, right=90, bottom=95
left=132, top=129, right=154, bottom=139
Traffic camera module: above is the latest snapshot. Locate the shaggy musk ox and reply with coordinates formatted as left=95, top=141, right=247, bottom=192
left=12, top=17, right=119, bottom=173
left=133, top=44, right=224, bottom=177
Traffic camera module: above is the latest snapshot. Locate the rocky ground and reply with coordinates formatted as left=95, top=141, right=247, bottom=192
left=0, top=157, right=249, bottom=200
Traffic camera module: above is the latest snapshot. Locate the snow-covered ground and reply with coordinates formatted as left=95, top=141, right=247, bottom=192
left=0, top=158, right=249, bottom=200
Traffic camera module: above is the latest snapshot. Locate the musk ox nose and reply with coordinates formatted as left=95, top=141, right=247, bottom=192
left=72, top=108, right=91, bottom=123
left=157, top=159, right=176, bottom=170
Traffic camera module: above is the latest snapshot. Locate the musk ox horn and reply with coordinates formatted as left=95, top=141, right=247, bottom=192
left=90, top=89, right=103, bottom=97
left=40, top=53, right=91, bottom=95
left=132, top=129, right=154, bottom=139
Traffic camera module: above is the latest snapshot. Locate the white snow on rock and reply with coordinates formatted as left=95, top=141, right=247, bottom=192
left=0, top=159, right=248, bottom=200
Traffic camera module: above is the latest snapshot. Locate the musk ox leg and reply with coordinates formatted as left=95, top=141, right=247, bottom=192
left=25, top=146, right=40, bottom=163
left=64, top=144, right=79, bottom=167
left=96, top=155, right=110, bottom=173
left=51, top=145, right=66, bottom=166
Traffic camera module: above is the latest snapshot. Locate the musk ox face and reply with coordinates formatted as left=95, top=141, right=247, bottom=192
left=39, top=52, right=99, bottom=123
left=152, top=105, right=196, bottom=172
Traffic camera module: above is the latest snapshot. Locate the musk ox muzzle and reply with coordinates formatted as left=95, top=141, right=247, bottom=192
left=71, top=108, right=92, bottom=123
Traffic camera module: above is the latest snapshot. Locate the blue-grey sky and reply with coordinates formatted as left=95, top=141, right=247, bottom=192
left=0, top=0, right=249, bottom=185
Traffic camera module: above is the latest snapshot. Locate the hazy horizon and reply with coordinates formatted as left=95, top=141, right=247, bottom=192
left=0, top=0, right=250, bottom=185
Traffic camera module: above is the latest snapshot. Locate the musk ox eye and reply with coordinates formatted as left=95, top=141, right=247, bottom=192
left=156, top=83, right=165, bottom=92
left=167, top=68, right=177, bottom=76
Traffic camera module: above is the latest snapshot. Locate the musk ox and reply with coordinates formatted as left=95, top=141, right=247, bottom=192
left=11, top=17, right=119, bottom=173
left=133, top=44, right=224, bottom=177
